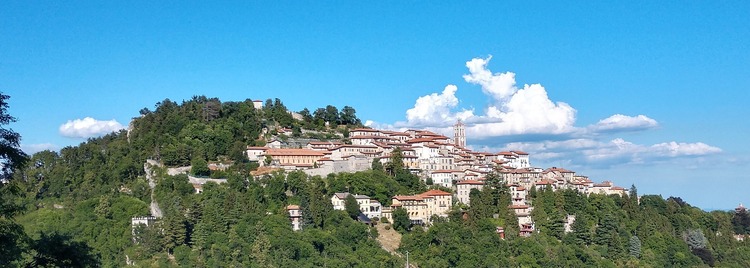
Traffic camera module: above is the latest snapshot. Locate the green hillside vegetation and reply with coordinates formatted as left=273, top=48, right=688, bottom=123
left=1, top=93, right=749, bottom=267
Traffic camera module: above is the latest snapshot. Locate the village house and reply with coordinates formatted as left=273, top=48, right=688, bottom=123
left=455, top=179, right=484, bottom=205
left=330, top=192, right=382, bottom=220
left=383, top=189, right=453, bottom=225
left=287, top=205, right=302, bottom=231
left=328, top=144, right=379, bottom=160
left=429, top=169, right=462, bottom=188
left=306, top=141, right=344, bottom=150
left=261, top=148, right=325, bottom=169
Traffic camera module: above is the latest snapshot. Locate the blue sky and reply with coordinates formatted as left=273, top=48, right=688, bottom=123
left=2, top=1, right=748, bottom=210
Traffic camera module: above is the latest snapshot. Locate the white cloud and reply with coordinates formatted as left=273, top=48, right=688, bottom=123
left=467, top=83, right=577, bottom=137
left=495, top=138, right=722, bottom=168
left=59, top=117, right=125, bottom=138
left=366, top=56, right=722, bottom=169
left=651, top=141, right=722, bottom=157
left=590, top=114, right=658, bottom=132
left=463, top=56, right=518, bottom=101
left=384, top=56, right=577, bottom=137
left=21, top=143, right=59, bottom=154
left=402, top=85, right=474, bottom=127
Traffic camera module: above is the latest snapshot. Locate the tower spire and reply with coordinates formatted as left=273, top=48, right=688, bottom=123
left=453, top=120, right=466, bottom=147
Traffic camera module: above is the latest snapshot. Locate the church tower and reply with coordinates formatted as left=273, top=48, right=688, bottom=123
left=454, top=120, right=466, bottom=147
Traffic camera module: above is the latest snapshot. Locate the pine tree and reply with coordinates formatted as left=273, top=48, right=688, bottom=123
left=572, top=214, right=591, bottom=245
left=162, top=214, right=187, bottom=254
left=392, top=207, right=411, bottom=232
left=344, top=194, right=361, bottom=220
left=629, top=235, right=641, bottom=259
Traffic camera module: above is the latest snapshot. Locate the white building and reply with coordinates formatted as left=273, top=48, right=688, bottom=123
left=330, top=192, right=382, bottom=220
left=455, top=179, right=484, bottom=205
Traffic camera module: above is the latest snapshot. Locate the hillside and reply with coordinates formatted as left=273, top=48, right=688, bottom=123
left=2, top=95, right=750, bottom=267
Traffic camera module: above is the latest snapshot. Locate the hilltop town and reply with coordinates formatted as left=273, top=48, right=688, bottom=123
left=8, top=96, right=748, bottom=267
left=243, top=119, right=628, bottom=236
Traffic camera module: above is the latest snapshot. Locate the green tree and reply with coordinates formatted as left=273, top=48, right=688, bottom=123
left=25, top=232, right=99, bottom=268
left=162, top=214, right=187, bottom=254
left=0, top=93, right=30, bottom=266
left=344, top=194, right=361, bottom=220
left=392, top=208, right=411, bottom=232
left=683, top=229, right=707, bottom=250
left=191, top=157, right=210, bottom=176
left=629, top=235, right=641, bottom=259
left=94, top=195, right=112, bottom=219
left=571, top=214, right=591, bottom=245
left=0, top=93, right=28, bottom=182
left=371, top=158, right=383, bottom=171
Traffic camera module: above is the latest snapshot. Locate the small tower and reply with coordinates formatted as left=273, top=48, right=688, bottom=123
left=287, top=205, right=302, bottom=231
left=453, top=120, right=466, bottom=147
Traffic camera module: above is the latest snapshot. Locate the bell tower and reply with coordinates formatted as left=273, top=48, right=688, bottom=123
left=453, top=120, right=466, bottom=147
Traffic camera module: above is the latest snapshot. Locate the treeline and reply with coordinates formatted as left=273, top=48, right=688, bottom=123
left=399, top=183, right=750, bottom=267
left=3, top=93, right=750, bottom=267
left=132, top=96, right=363, bottom=167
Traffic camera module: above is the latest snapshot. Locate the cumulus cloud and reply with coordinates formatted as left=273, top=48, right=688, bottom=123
left=385, top=56, right=577, bottom=137
left=463, top=56, right=518, bottom=100
left=21, top=143, right=59, bottom=154
left=590, top=114, right=658, bottom=132
left=59, top=117, right=125, bottom=138
left=495, top=138, right=722, bottom=168
left=402, top=85, right=474, bottom=128
left=651, top=141, right=722, bottom=157
left=366, top=56, right=722, bottom=168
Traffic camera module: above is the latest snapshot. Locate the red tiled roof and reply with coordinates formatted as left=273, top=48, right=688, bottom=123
left=420, top=189, right=452, bottom=197
left=394, top=196, right=424, bottom=201
left=266, top=149, right=325, bottom=156
left=352, top=128, right=379, bottom=132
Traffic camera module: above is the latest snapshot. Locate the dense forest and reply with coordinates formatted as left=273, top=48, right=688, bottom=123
left=1, top=93, right=750, bottom=267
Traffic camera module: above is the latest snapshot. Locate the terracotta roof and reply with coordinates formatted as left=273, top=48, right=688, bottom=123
left=431, top=169, right=461, bottom=174
left=511, top=150, right=529, bottom=155
left=352, top=128, right=379, bottom=132
left=407, top=137, right=437, bottom=143
left=246, top=146, right=269, bottom=150
left=420, top=189, right=452, bottom=196
left=286, top=205, right=300, bottom=210
left=393, top=195, right=424, bottom=201
left=508, top=204, right=529, bottom=209
left=535, top=179, right=554, bottom=185
left=330, top=144, right=378, bottom=150
left=266, top=149, right=325, bottom=156
left=545, top=167, right=574, bottom=173
left=350, top=135, right=395, bottom=140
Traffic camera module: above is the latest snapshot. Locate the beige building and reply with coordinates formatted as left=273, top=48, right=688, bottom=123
left=455, top=180, right=484, bottom=205
left=262, top=148, right=325, bottom=169
left=385, top=189, right=452, bottom=225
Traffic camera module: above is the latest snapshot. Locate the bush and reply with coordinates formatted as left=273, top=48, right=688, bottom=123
left=384, top=225, right=391, bottom=230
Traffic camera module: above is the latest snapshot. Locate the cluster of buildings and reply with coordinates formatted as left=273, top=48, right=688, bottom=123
left=269, top=121, right=629, bottom=236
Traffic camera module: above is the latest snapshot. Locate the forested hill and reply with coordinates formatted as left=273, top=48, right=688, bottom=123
left=2, top=95, right=750, bottom=267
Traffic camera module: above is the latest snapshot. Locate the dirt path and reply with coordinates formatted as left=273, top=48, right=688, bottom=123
left=376, top=223, right=402, bottom=254
left=144, top=160, right=163, bottom=218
